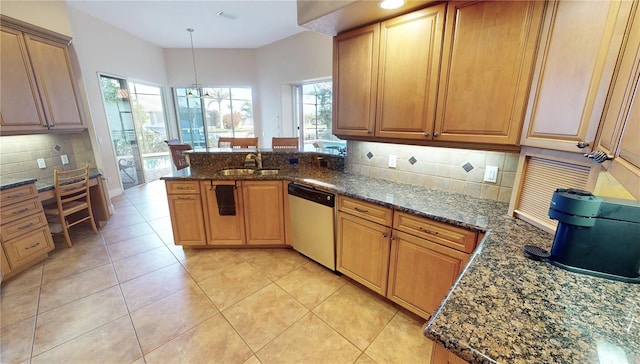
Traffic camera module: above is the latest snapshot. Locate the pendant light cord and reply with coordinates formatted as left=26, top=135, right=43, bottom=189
left=187, top=28, right=199, bottom=93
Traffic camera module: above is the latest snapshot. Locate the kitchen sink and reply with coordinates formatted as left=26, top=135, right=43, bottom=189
left=215, top=168, right=255, bottom=176
left=255, top=169, right=279, bottom=176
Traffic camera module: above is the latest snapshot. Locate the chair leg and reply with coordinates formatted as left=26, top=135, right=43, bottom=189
left=59, top=216, right=73, bottom=248
left=88, top=209, right=98, bottom=234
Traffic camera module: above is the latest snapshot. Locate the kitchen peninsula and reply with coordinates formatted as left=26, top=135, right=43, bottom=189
left=162, top=149, right=640, bottom=363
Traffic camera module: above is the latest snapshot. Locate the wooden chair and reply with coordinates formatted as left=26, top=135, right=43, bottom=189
left=272, top=137, right=299, bottom=150
left=44, top=164, right=98, bottom=248
left=218, top=137, right=258, bottom=149
left=165, top=139, right=192, bottom=170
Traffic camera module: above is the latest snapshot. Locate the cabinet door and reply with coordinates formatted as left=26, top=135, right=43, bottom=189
left=167, top=194, right=206, bottom=246
left=336, top=211, right=391, bottom=295
left=0, top=26, right=47, bottom=132
left=521, top=0, right=633, bottom=153
left=618, top=78, right=640, bottom=169
left=434, top=1, right=544, bottom=145
left=201, top=181, right=246, bottom=245
left=388, top=230, right=469, bottom=318
left=333, top=24, right=379, bottom=137
left=375, top=5, right=445, bottom=140
left=23, top=33, right=84, bottom=130
left=242, top=181, right=286, bottom=245
left=1, top=245, right=11, bottom=278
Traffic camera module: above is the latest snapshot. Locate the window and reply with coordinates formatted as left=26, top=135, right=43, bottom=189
left=294, top=81, right=345, bottom=153
left=174, top=87, right=254, bottom=148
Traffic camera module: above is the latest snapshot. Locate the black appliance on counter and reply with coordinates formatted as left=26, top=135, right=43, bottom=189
left=525, top=188, right=640, bottom=283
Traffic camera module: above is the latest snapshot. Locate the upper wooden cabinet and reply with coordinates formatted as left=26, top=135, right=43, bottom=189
left=521, top=0, right=635, bottom=153
left=434, top=0, right=545, bottom=145
left=0, top=18, right=85, bottom=135
left=333, top=4, right=446, bottom=140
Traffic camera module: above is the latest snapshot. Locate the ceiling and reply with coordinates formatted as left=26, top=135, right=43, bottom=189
left=65, top=0, right=307, bottom=49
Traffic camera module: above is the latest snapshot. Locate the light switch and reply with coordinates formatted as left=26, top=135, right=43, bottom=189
left=61, top=154, right=69, bottom=165
left=37, top=158, right=46, bottom=169
left=484, top=166, right=498, bottom=183
left=389, top=155, right=397, bottom=168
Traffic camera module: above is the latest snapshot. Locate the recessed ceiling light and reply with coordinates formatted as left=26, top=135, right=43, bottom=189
left=380, top=0, right=405, bottom=10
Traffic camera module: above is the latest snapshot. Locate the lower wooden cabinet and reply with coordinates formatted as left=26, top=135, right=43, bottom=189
left=201, top=181, right=246, bottom=245
left=387, top=230, right=469, bottom=318
left=242, top=181, right=286, bottom=245
left=336, top=211, right=392, bottom=295
left=166, top=181, right=206, bottom=246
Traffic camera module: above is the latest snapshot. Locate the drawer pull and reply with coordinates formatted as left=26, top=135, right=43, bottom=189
left=7, top=193, right=25, bottom=199
left=18, top=223, right=35, bottom=230
left=176, top=196, right=192, bottom=200
left=12, top=208, right=29, bottom=215
left=419, top=227, right=439, bottom=235
left=26, top=241, right=41, bottom=249
left=176, top=186, right=191, bottom=190
left=354, top=207, right=369, bottom=213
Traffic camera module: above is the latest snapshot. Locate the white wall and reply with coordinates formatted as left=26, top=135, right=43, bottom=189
left=1, top=1, right=72, bottom=36
left=255, top=31, right=333, bottom=144
left=66, top=6, right=170, bottom=197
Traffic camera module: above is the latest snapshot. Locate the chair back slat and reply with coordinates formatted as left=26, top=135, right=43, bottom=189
left=54, top=165, right=91, bottom=209
left=272, top=137, right=299, bottom=150
left=164, top=140, right=192, bottom=170
left=219, top=137, right=258, bottom=149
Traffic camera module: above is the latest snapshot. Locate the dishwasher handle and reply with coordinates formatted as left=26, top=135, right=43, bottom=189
left=288, top=183, right=335, bottom=208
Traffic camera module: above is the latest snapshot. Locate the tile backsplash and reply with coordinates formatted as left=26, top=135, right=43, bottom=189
left=0, top=131, right=97, bottom=182
left=345, top=141, right=518, bottom=202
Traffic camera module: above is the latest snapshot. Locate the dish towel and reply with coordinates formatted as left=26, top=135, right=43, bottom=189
left=215, top=185, right=236, bottom=216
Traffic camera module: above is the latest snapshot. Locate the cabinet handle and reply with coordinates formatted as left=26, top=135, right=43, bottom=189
left=18, top=223, right=35, bottom=230
left=576, top=141, right=589, bottom=148
left=423, top=132, right=430, bottom=137
left=7, top=193, right=25, bottom=199
left=354, top=207, right=368, bottom=213
left=419, top=227, right=439, bottom=235
left=367, top=129, right=372, bottom=134
left=382, top=233, right=388, bottom=238
left=12, top=208, right=29, bottom=215
left=26, top=241, right=41, bottom=249
left=433, top=132, right=440, bottom=137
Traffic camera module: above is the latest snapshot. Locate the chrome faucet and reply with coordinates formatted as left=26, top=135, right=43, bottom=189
left=244, top=152, right=262, bottom=169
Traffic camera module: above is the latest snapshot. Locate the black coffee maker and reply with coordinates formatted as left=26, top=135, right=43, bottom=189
left=545, top=188, right=640, bottom=283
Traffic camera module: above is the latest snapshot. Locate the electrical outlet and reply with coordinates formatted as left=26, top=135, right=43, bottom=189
left=389, top=155, right=397, bottom=168
left=484, top=166, right=499, bottom=183
left=61, top=154, right=69, bottom=165
left=37, top=158, right=46, bottom=169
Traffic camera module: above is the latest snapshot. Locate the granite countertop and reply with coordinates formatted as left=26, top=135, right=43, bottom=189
left=162, top=167, right=639, bottom=363
left=0, top=169, right=103, bottom=193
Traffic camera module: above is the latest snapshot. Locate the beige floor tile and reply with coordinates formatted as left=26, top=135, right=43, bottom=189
left=38, top=263, right=118, bottom=313
left=102, top=221, right=155, bottom=245
left=223, top=283, right=309, bottom=351
left=100, top=209, right=146, bottom=231
left=147, top=216, right=172, bottom=232
left=276, top=261, right=347, bottom=309
left=243, top=356, right=262, bottom=364
left=112, top=246, right=178, bottom=283
left=0, top=316, right=36, bottom=363
left=107, top=232, right=165, bottom=261
left=135, top=203, right=169, bottom=221
left=155, top=227, right=176, bottom=246
left=243, top=248, right=310, bottom=280
left=179, top=248, right=246, bottom=282
left=313, top=283, right=398, bottom=351
left=32, top=286, right=128, bottom=356
left=131, top=286, right=219, bottom=354
left=1, top=286, right=40, bottom=328
left=198, top=261, right=272, bottom=310
left=0, top=261, right=43, bottom=298
left=365, top=310, right=433, bottom=364
left=256, top=313, right=361, bottom=364
left=120, top=262, right=195, bottom=312
left=31, top=316, right=143, bottom=364
left=42, top=242, right=111, bottom=284
left=165, top=242, right=187, bottom=261
left=144, top=315, right=253, bottom=364
left=355, top=353, right=379, bottom=364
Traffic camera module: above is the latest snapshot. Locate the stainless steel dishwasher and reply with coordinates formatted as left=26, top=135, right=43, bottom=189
left=287, top=183, right=336, bottom=270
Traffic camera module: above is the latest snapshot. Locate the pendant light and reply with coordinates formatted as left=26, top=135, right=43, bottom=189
left=186, top=28, right=211, bottom=99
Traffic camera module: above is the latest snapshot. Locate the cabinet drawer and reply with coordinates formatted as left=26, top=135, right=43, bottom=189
left=338, top=195, right=393, bottom=226
left=3, top=226, right=54, bottom=268
left=0, top=184, right=39, bottom=207
left=1, top=211, right=48, bottom=241
left=166, top=181, right=200, bottom=194
left=0, top=198, right=43, bottom=225
left=393, top=212, right=477, bottom=253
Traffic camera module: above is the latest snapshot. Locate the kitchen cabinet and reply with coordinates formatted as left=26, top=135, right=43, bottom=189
left=201, top=181, right=246, bottom=246
left=166, top=181, right=207, bottom=246
left=0, top=182, right=55, bottom=280
left=333, top=5, right=445, bottom=140
left=242, top=180, right=286, bottom=245
left=595, top=1, right=640, bottom=200
left=0, top=17, right=85, bottom=135
left=521, top=0, right=634, bottom=153
left=434, top=0, right=544, bottom=145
